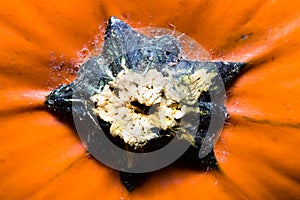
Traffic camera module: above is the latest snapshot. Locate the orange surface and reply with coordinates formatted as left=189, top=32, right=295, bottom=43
left=0, top=0, right=300, bottom=199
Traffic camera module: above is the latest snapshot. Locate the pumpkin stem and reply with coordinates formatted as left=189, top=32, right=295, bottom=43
left=45, top=17, right=246, bottom=192
left=215, top=61, right=246, bottom=87
left=45, top=83, right=74, bottom=117
left=119, top=172, right=148, bottom=192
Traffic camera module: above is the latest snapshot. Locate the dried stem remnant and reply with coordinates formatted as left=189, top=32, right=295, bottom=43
left=45, top=16, right=246, bottom=191
left=91, top=58, right=215, bottom=148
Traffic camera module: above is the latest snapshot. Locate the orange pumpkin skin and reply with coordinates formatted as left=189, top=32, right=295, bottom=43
left=0, top=0, right=300, bottom=199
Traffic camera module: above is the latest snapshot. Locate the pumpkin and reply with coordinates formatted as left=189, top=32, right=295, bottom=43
left=0, top=0, right=300, bottom=199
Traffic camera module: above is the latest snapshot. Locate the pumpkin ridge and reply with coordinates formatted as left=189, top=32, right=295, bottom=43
left=215, top=173, right=249, bottom=199
left=261, top=156, right=300, bottom=185
left=241, top=116, right=300, bottom=129
left=0, top=106, right=46, bottom=117
left=26, top=155, right=86, bottom=199
left=203, top=1, right=269, bottom=53
left=221, top=16, right=300, bottom=62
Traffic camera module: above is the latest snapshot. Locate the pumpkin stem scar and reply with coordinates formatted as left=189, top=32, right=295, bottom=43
left=45, top=16, right=245, bottom=191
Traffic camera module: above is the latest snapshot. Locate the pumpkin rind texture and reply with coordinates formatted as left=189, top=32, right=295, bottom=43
left=0, top=0, right=300, bottom=199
